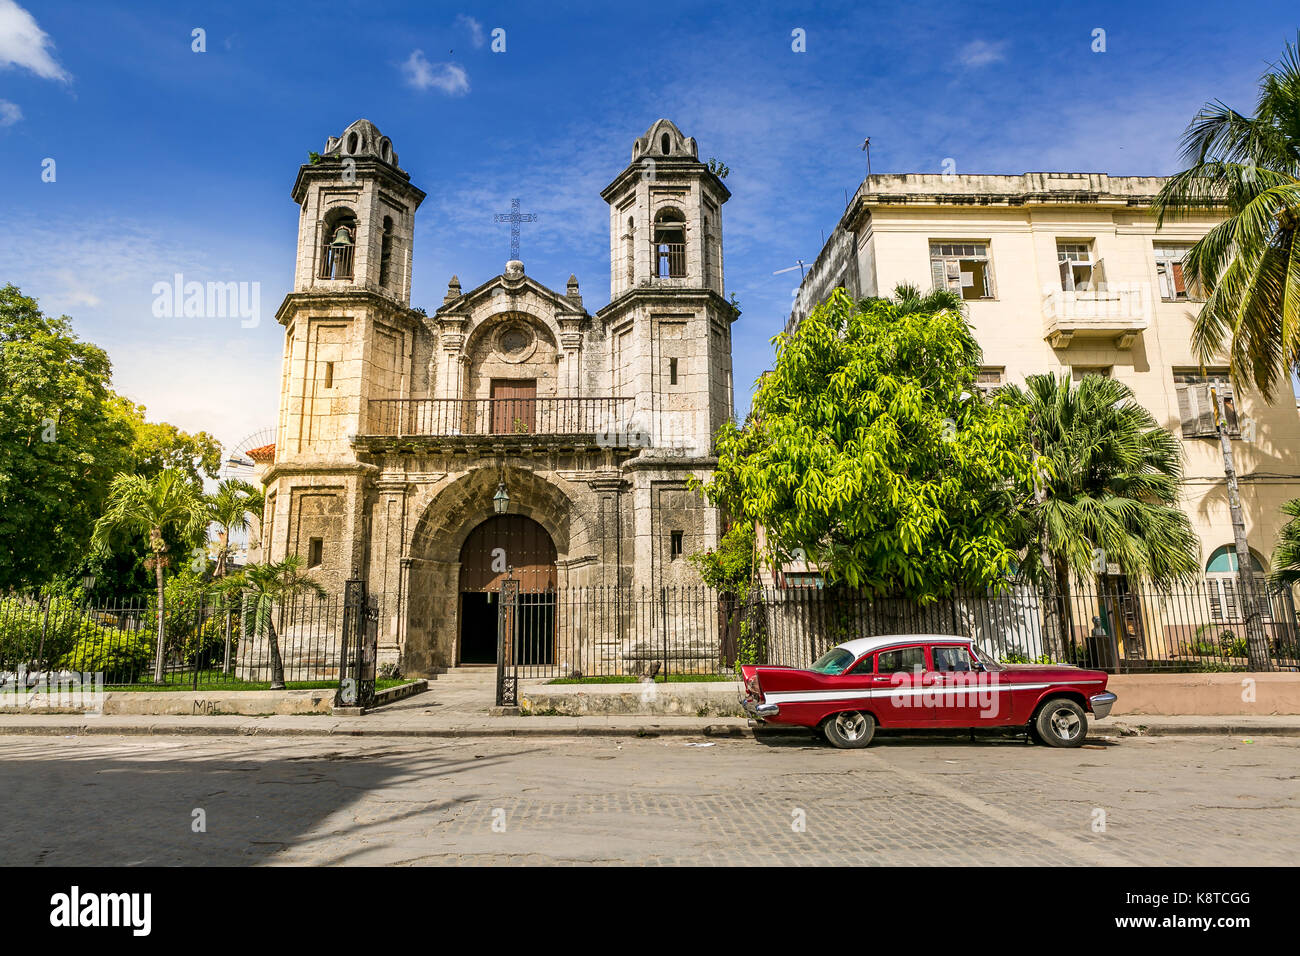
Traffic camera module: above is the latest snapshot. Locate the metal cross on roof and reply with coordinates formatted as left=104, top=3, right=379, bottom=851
left=493, top=197, right=537, bottom=260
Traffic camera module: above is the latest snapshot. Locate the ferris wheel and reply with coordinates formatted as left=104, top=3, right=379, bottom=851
left=220, top=426, right=277, bottom=483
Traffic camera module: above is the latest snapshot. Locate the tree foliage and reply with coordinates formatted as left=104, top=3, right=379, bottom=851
left=110, top=395, right=222, bottom=484
left=0, top=284, right=229, bottom=595
left=229, top=555, right=326, bottom=689
left=1269, top=498, right=1300, bottom=589
left=687, top=520, right=756, bottom=594
left=996, top=373, right=1201, bottom=587
left=1152, top=33, right=1300, bottom=400
left=0, top=285, right=135, bottom=591
left=92, top=467, right=211, bottom=680
left=699, top=286, right=1035, bottom=600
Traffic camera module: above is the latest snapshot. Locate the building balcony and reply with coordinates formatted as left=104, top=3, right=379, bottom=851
left=358, top=397, right=636, bottom=452
left=1042, top=284, right=1150, bottom=348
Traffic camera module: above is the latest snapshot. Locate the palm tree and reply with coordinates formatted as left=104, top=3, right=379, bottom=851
left=997, top=374, right=1201, bottom=658
left=208, top=479, right=263, bottom=578
left=1269, top=498, right=1300, bottom=588
left=1151, top=34, right=1300, bottom=401
left=875, top=282, right=968, bottom=317
left=92, top=468, right=209, bottom=682
left=233, top=556, right=325, bottom=689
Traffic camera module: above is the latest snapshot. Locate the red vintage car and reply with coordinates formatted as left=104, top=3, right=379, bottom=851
left=741, top=634, right=1116, bottom=749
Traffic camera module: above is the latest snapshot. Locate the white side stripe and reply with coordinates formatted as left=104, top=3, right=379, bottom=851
left=763, top=683, right=1056, bottom=706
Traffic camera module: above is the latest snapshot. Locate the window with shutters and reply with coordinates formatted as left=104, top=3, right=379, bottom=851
left=1205, top=546, right=1271, bottom=623
left=1174, top=369, right=1239, bottom=438
left=1154, top=244, right=1201, bottom=301
left=1057, top=241, right=1105, bottom=292
left=929, top=242, right=994, bottom=300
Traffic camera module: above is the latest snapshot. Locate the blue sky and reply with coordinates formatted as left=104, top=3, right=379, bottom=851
left=2, top=0, right=1296, bottom=454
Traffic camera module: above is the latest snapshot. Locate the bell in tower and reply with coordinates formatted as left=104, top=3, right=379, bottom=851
left=600, top=118, right=730, bottom=302
left=289, top=118, right=426, bottom=304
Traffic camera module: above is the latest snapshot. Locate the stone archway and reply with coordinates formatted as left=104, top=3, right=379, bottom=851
left=401, top=466, right=598, bottom=674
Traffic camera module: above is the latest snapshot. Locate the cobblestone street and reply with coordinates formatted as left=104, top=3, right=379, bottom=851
left=2, top=732, right=1296, bottom=866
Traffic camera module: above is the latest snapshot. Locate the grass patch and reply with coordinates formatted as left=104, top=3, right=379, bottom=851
left=54, top=675, right=409, bottom=693
left=546, top=673, right=735, bottom=685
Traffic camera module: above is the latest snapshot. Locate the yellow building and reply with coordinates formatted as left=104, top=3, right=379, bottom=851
left=787, top=171, right=1300, bottom=608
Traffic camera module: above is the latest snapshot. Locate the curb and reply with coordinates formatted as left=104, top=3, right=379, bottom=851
left=1111, top=720, right=1300, bottom=737
left=2, top=718, right=1300, bottom=739
left=0, top=720, right=758, bottom=739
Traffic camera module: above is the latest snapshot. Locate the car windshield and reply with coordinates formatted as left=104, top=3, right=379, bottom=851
left=970, top=644, right=1004, bottom=672
left=809, top=648, right=855, bottom=675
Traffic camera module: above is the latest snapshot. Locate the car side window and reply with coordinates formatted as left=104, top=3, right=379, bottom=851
left=848, top=654, right=875, bottom=675
left=932, top=645, right=973, bottom=672
left=877, top=646, right=925, bottom=674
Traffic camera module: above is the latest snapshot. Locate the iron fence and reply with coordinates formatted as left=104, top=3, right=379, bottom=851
left=0, top=593, right=357, bottom=689
left=473, top=585, right=731, bottom=680
left=738, top=580, right=1300, bottom=673
left=7, top=575, right=1295, bottom=695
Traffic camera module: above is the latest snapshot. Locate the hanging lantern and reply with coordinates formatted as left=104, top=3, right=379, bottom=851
left=493, top=481, right=510, bottom=514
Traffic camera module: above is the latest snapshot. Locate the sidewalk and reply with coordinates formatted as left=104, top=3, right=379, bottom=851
left=4, top=671, right=1299, bottom=739
left=0, top=706, right=1297, bottom=739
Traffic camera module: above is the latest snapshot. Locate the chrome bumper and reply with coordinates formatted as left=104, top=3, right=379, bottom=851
left=742, top=698, right=779, bottom=719
left=1089, top=691, right=1117, bottom=720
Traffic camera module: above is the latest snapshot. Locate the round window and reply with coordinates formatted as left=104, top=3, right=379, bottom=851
left=500, top=327, right=532, bottom=354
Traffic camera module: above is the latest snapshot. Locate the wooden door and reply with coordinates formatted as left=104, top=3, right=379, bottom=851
left=490, top=379, right=536, bottom=434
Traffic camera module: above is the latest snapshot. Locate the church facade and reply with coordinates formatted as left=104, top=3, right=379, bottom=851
left=258, top=117, right=737, bottom=675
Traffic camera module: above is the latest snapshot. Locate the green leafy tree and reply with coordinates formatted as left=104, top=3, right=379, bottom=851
left=91, top=468, right=210, bottom=681
left=232, top=556, right=326, bottom=689
left=0, top=285, right=136, bottom=591
left=1152, top=34, right=1300, bottom=400
left=700, top=285, right=1035, bottom=599
left=209, top=479, right=264, bottom=578
left=1269, top=498, right=1300, bottom=589
left=687, top=521, right=756, bottom=594
left=110, top=395, right=222, bottom=483
left=997, top=374, right=1201, bottom=657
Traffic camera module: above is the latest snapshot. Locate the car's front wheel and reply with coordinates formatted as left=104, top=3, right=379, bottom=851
left=821, top=710, right=876, bottom=749
left=1034, top=698, right=1088, bottom=748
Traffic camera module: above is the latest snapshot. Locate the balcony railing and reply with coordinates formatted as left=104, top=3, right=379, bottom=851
left=653, top=242, right=686, bottom=278
left=365, top=397, right=634, bottom=439
left=1042, top=284, right=1150, bottom=348
left=319, top=244, right=355, bottom=280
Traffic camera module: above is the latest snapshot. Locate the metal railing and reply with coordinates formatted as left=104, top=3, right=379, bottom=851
left=365, top=397, right=633, bottom=438
left=740, top=580, right=1300, bottom=673
left=653, top=242, right=686, bottom=278
left=318, top=243, right=354, bottom=280
left=0, top=594, right=360, bottom=689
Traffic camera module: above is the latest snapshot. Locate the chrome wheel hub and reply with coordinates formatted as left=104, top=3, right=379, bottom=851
left=1051, top=709, right=1081, bottom=739
left=836, top=712, right=866, bottom=741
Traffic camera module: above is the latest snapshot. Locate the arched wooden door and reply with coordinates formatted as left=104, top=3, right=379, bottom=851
left=458, top=515, right=557, bottom=665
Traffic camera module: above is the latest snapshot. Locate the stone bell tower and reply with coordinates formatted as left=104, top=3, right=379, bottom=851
left=262, top=119, right=426, bottom=593
left=597, top=118, right=735, bottom=458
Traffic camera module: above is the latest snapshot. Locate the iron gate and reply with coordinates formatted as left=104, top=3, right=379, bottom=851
left=337, top=578, right=378, bottom=708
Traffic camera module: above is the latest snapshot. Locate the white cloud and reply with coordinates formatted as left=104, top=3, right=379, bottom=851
left=456, top=14, right=485, bottom=49
left=0, top=97, right=20, bottom=126
left=401, top=50, right=469, bottom=95
left=958, top=39, right=1007, bottom=68
left=0, top=0, right=70, bottom=81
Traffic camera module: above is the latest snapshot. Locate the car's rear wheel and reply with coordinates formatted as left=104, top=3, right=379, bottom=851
left=1034, top=698, right=1088, bottom=748
left=821, top=710, right=876, bottom=749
